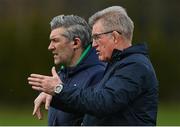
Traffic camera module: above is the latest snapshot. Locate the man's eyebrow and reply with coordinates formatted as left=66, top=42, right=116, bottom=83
left=50, top=37, right=58, bottom=41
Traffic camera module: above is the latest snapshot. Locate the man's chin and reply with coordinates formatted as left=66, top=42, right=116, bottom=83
left=54, top=60, right=64, bottom=66
left=54, top=60, right=59, bottom=65
left=99, top=56, right=108, bottom=62
left=98, top=56, right=104, bottom=61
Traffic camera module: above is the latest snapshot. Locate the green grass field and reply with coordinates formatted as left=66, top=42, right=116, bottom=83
left=0, top=103, right=180, bottom=125
left=0, top=105, right=48, bottom=126
left=157, top=103, right=180, bottom=125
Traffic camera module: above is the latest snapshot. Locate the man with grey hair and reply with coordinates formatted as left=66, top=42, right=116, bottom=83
left=29, top=6, right=158, bottom=125
left=28, top=15, right=105, bottom=125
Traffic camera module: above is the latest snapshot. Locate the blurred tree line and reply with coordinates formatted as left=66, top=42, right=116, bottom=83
left=0, top=0, right=179, bottom=105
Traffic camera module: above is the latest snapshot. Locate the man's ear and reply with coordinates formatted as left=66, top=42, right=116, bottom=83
left=72, top=37, right=81, bottom=49
left=112, top=31, right=122, bottom=44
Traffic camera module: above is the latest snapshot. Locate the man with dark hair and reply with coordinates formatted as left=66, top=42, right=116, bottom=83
left=29, top=15, right=105, bottom=125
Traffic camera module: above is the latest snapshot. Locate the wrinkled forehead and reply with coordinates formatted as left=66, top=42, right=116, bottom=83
left=50, top=27, right=66, bottom=38
left=92, top=20, right=105, bottom=34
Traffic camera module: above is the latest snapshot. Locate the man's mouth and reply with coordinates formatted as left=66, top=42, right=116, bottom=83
left=96, top=50, right=100, bottom=55
left=53, top=53, right=58, bottom=57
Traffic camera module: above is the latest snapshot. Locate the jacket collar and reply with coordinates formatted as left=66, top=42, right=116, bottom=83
left=110, top=43, right=149, bottom=63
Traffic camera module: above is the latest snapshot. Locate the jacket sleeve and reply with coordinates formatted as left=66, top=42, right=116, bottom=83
left=52, top=63, right=147, bottom=117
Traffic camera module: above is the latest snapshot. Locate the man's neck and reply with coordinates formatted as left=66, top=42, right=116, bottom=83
left=69, top=48, right=83, bottom=67
left=70, top=45, right=91, bottom=67
left=117, top=40, right=132, bottom=51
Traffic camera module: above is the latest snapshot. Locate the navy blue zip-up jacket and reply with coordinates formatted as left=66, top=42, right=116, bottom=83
left=51, top=44, right=158, bottom=126
left=49, top=47, right=106, bottom=125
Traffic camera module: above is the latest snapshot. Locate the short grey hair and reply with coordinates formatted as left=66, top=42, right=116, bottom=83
left=50, top=15, right=91, bottom=49
left=89, top=6, right=134, bottom=41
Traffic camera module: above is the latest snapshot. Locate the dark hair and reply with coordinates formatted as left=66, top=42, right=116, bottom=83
left=50, top=15, right=91, bottom=48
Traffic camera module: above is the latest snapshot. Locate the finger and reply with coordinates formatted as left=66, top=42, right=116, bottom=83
left=28, top=81, right=42, bottom=87
left=30, top=74, right=45, bottom=79
left=45, top=96, right=52, bottom=110
left=36, top=108, right=42, bottom=120
left=28, top=77, right=42, bottom=83
left=32, top=86, right=44, bottom=92
left=33, top=106, right=40, bottom=116
left=51, top=66, right=59, bottom=78
left=45, top=101, right=50, bottom=110
left=33, top=100, right=41, bottom=115
left=33, top=105, right=37, bottom=116
left=33, top=107, right=40, bottom=119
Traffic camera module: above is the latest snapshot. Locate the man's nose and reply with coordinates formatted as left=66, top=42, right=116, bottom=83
left=48, top=42, right=54, bottom=50
left=92, top=40, right=98, bottom=48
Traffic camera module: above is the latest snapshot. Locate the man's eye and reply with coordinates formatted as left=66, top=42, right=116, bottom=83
left=93, top=35, right=99, bottom=40
left=54, top=39, right=59, bottom=42
left=52, top=39, right=60, bottom=43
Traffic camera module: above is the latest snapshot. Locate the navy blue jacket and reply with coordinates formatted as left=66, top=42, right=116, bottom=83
left=51, top=44, right=158, bottom=126
left=49, top=47, right=106, bottom=125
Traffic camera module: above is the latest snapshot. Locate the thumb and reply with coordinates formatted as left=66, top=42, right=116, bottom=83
left=45, top=100, right=50, bottom=110
left=45, top=95, right=52, bottom=110
left=51, top=66, right=58, bottom=77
